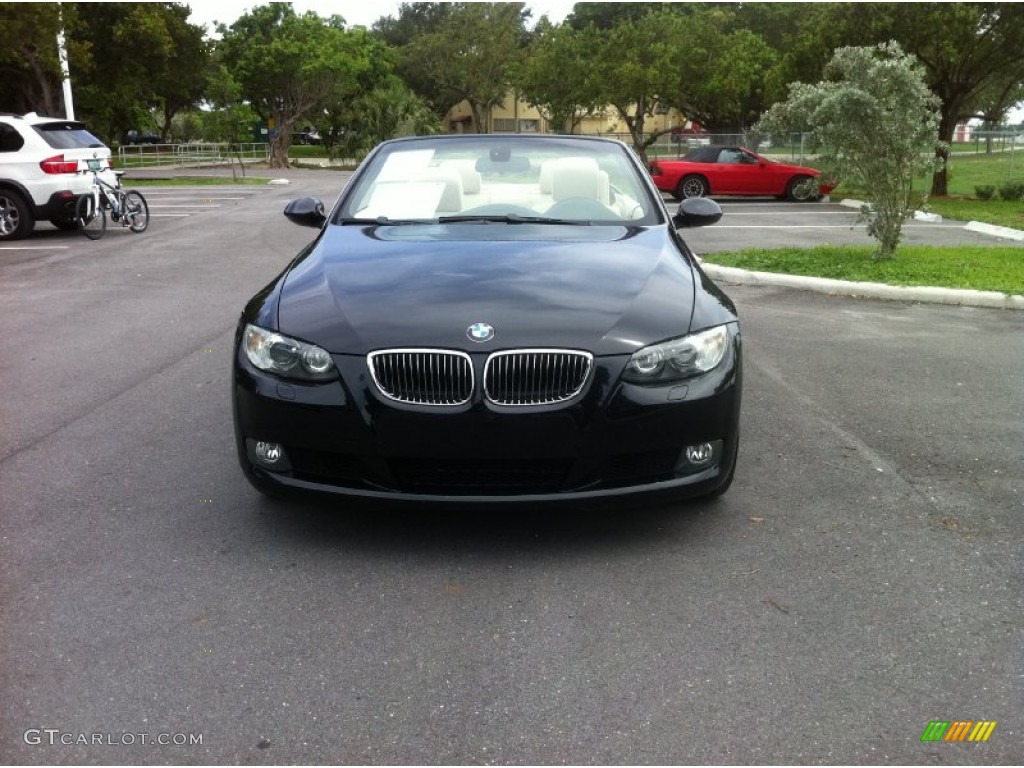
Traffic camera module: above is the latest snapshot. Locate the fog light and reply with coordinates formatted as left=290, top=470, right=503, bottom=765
left=675, top=439, right=723, bottom=475
left=255, top=441, right=284, bottom=464
left=246, top=439, right=292, bottom=472
left=686, top=443, right=714, bottom=465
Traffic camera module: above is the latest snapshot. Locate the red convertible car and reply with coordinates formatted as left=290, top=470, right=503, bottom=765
left=649, top=145, right=835, bottom=202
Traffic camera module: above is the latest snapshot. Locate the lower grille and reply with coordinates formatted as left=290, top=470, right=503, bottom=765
left=368, top=349, right=473, bottom=406
left=484, top=349, right=593, bottom=406
left=602, top=449, right=680, bottom=486
left=288, top=447, right=384, bottom=488
left=390, top=457, right=572, bottom=495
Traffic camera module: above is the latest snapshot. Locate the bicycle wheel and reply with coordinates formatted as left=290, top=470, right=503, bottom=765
left=123, top=190, right=149, bottom=233
left=75, top=194, right=106, bottom=240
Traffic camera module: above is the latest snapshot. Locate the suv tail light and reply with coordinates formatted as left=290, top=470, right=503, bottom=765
left=40, top=154, right=80, bottom=174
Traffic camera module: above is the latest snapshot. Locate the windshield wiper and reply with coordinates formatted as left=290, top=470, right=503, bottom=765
left=437, top=213, right=591, bottom=226
left=338, top=214, right=595, bottom=226
left=336, top=216, right=431, bottom=226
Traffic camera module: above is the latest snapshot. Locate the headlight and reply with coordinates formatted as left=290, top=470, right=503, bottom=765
left=624, top=325, right=730, bottom=384
left=243, top=324, right=337, bottom=381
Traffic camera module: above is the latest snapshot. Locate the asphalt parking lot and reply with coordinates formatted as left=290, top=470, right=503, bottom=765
left=1, top=179, right=1021, bottom=763
left=671, top=197, right=1024, bottom=253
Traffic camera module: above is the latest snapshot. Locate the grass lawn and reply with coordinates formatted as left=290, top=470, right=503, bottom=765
left=288, top=145, right=330, bottom=158
left=704, top=245, right=1024, bottom=295
left=925, top=198, right=1024, bottom=230
left=829, top=151, right=1023, bottom=229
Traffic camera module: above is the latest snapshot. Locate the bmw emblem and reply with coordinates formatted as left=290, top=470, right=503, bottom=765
left=467, top=322, right=495, bottom=343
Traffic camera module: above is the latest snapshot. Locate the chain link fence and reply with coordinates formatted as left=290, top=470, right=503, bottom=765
left=588, top=131, right=819, bottom=163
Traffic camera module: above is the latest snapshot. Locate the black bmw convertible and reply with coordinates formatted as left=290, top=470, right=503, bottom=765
left=233, top=134, right=741, bottom=504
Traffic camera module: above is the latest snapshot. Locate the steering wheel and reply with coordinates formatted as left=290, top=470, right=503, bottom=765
left=455, top=204, right=541, bottom=217
left=545, top=197, right=615, bottom=220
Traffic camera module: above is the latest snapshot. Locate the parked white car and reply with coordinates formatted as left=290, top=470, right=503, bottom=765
left=0, top=112, right=114, bottom=240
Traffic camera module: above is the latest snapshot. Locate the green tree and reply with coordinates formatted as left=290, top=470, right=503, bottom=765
left=201, top=60, right=260, bottom=145
left=218, top=4, right=378, bottom=167
left=308, top=27, right=394, bottom=159
left=64, top=3, right=209, bottom=144
left=565, top=2, right=665, bottom=30
left=784, top=3, right=1024, bottom=196
left=756, top=43, right=942, bottom=260
left=149, top=4, right=211, bottom=140
left=337, top=77, right=440, bottom=158
left=672, top=16, right=776, bottom=130
left=516, top=21, right=602, bottom=133
left=371, top=2, right=453, bottom=117
left=372, top=2, right=453, bottom=47
left=577, top=8, right=774, bottom=161
left=0, top=2, right=88, bottom=115
left=392, top=2, right=530, bottom=130
left=582, top=10, right=687, bottom=159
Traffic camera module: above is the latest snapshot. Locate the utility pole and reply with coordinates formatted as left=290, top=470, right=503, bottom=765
left=57, top=5, right=75, bottom=119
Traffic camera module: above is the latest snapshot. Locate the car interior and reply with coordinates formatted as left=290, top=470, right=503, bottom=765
left=347, top=147, right=652, bottom=223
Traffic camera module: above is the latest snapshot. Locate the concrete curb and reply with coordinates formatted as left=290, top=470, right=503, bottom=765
left=840, top=198, right=943, bottom=222
left=964, top=220, right=1024, bottom=241
left=841, top=197, right=1024, bottom=241
left=700, top=262, right=1024, bottom=310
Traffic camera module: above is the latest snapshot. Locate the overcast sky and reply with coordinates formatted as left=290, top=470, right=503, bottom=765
left=187, top=0, right=578, bottom=33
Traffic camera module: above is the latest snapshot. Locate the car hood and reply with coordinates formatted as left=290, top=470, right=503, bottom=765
left=276, top=223, right=698, bottom=356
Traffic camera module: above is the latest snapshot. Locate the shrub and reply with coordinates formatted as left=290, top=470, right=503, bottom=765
left=997, top=181, right=1024, bottom=201
left=754, top=43, right=941, bottom=259
left=974, top=185, right=996, bottom=200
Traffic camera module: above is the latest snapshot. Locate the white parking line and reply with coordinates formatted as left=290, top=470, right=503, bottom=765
left=150, top=213, right=191, bottom=217
left=146, top=204, right=221, bottom=208
left=717, top=211, right=860, bottom=215
left=140, top=196, right=245, bottom=200
left=0, top=245, right=71, bottom=250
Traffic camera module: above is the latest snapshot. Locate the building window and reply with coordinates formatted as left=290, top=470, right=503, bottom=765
left=492, top=118, right=541, bottom=134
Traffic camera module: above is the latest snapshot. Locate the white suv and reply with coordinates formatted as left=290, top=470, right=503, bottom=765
left=0, top=112, right=114, bottom=240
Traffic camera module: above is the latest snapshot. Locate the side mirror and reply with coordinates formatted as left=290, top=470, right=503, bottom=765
left=283, top=197, right=326, bottom=228
left=672, top=197, right=723, bottom=228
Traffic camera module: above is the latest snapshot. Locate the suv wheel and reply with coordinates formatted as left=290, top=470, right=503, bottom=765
left=0, top=190, right=34, bottom=240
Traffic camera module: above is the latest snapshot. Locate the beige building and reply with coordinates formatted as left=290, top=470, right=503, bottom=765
left=447, top=94, right=550, bottom=134
left=445, top=93, right=688, bottom=135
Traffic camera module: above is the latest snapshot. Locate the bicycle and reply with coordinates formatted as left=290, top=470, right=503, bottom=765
left=75, top=159, right=149, bottom=240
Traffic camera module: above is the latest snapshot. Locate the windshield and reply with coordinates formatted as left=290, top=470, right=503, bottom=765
left=337, top=136, right=663, bottom=226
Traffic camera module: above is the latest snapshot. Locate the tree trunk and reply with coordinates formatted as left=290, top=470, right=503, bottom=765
left=270, top=113, right=292, bottom=169
left=27, top=53, right=56, bottom=115
left=469, top=101, right=488, bottom=133
left=930, top=108, right=958, bottom=197
left=617, top=98, right=648, bottom=166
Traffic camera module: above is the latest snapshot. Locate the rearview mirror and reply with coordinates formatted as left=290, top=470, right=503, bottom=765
left=283, top=197, right=326, bottom=228
left=672, top=197, right=722, bottom=228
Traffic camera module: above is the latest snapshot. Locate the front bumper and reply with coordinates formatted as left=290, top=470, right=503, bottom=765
left=232, top=328, right=742, bottom=505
